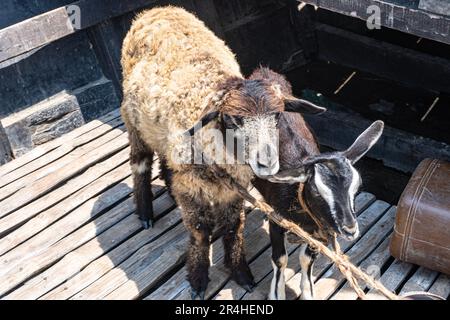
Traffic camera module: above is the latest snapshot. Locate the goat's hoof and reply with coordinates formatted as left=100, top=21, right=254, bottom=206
left=190, top=288, right=206, bottom=300
left=241, top=283, right=255, bottom=293
left=300, top=293, right=313, bottom=300
left=141, top=219, right=153, bottom=229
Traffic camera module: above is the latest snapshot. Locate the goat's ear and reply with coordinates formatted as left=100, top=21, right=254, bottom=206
left=185, top=111, right=220, bottom=135
left=267, top=167, right=310, bottom=184
left=284, top=97, right=327, bottom=115
left=342, top=120, right=384, bottom=164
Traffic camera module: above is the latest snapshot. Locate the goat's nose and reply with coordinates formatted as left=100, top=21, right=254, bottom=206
left=342, top=223, right=359, bottom=237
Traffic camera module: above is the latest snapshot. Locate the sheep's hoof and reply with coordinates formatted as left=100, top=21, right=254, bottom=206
left=190, top=288, right=206, bottom=300
left=232, top=268, right=256, bottom=293
left=141, top=219, right=153, bottom=229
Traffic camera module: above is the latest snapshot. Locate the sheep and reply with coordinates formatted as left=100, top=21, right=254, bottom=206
left=120, top=6, right=325, bottom=299
left=250, top=68, right=384, bottom=300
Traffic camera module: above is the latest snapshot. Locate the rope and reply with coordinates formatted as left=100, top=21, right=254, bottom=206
left=331, top=237, right=367, bottom=299
left=210, top=164, right=399, bottom=300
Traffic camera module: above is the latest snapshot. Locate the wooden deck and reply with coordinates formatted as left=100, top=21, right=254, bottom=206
left=0, top=109, right=448, bottom=300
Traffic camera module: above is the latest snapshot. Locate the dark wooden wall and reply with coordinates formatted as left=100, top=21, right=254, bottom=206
left=0, top=0, right=312, bottom=161
left=1, top=0, right=449, bottom=173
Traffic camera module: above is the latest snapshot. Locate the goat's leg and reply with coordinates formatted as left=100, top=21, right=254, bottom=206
left=268, top=222, right=287, bottom=300
left=222, top=202, right=255, bottom=292
left=129, top=129, right=154, bottom=229
left=299, top=244, right=318, bottom=300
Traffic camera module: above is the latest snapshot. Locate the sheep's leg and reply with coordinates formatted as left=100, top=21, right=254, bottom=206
left=299, top=244, right=318, bottom=300
left=268, top=222, right=287, bottom=300
left=129, top=129, right=154, bottom=229
left=175, top=191, right=213, bottom=300
left=159, top=157, right=174, bottom=199
left=222, top=203, right=255, bottom=292
left=186, top=222, right=212, bottom=300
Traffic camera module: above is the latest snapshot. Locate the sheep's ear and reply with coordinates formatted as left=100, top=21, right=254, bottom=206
left=284, top=96, right=327, bottom=115
left=267, top=167, right=310, bottom=184
left=185, top=111, right=220, bottom=135
left=342, top=120, right=384, bottom=164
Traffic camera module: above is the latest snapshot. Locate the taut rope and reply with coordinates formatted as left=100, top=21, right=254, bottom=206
left=210, top=164, right=399, bottom=300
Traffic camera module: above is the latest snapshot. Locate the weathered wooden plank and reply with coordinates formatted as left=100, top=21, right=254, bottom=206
left=42, top=205, right=181, bottom=300
left=365, top=259, right=414, bottom=299
left=0, top=108, right=120, bottom=178
left=0, top=130, right=128, bottom=217
left=311, top=207, right=396, bottom=300
left=241, top=199, right=390, bottom=300
left=0, top=167, right=131, bottom=264
left=399, top=266, right=439, bottom=296
left=3, top=191, right=176, bottom=299
left=0, top=171, right=162, bottom=273
left=3, top=92, right=85, bottom=158
left=419, top=0, right=450, bottom=16
left=214, top=192, right=376, bottom=300
left=0, top=0, right=160, bottom=64
left=0, top=124, right=126, bottom=202
left=315, top=23, right=450, bottom=94
left=1, top=177, right=165, bottom=277
left=2, top=77, right=119, bottom=157
left=0, top=173, right=132, bottom=268
left=0, top=147, right=130, bottom=238
left=1, top=199, right=134, bottom=298
left=71, top=221, right=188, bottom=300
left=427, top=274, right=450, bottom=299
left=330, top=236, right=392, bottom=300
left=155, top=210, right=270, bottom=301
left=71, top=77, right=120, bottom=122
left=300, top=0, right=450, bottom=45
left=0, top=115, right=123, bottom=190
left=0, top=7, right=74, bottom=63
